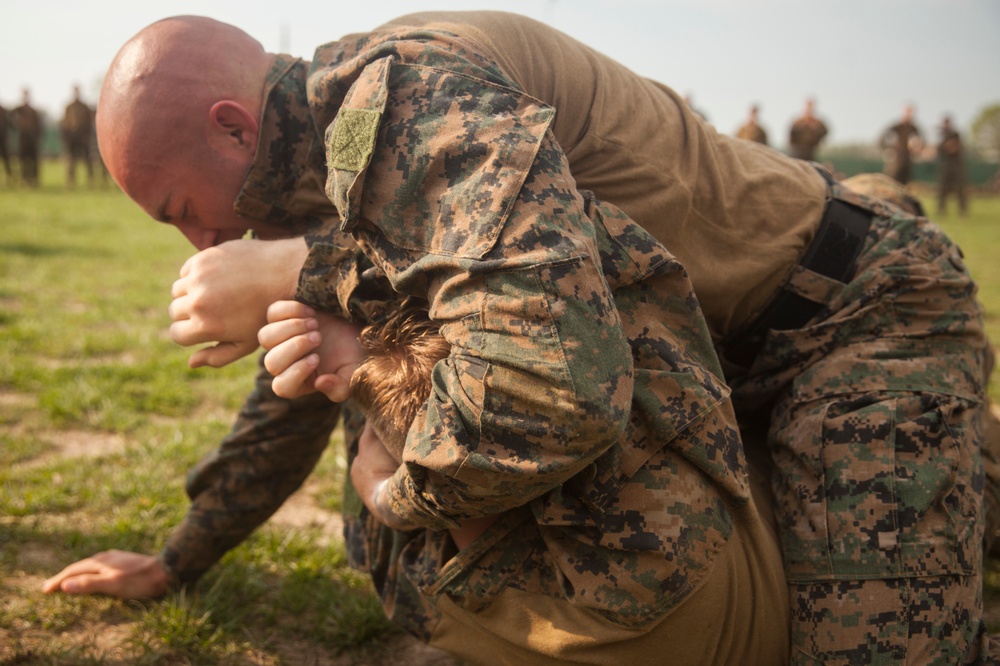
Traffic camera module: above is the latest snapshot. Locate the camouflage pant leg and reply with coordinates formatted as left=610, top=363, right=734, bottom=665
left=731, top=207, right=993, bottom=664
left=982, top=402, right=1000, bottom=553
left=790, top=575, right=995, bottom=665
left=976, top=315, right=1000, bottom=555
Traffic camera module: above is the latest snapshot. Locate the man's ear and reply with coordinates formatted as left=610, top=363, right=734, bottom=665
left=208, top=100, right=259, bottom=151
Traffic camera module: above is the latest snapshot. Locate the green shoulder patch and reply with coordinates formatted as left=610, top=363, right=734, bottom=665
left=327, top=108, right=381, bottom=172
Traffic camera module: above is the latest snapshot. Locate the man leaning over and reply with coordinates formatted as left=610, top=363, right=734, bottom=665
left=44, top=12, right=995, bottom=664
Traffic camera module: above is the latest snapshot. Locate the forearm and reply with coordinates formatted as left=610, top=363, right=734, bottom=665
left=160, top=358, right=341, bottom=585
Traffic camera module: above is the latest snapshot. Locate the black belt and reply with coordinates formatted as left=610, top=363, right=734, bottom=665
left=723, top=195, right=874, bottom=369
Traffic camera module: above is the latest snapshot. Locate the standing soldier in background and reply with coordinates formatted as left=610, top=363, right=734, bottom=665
left=879, top=103, right=923, bottom=185
left=0, top=102, right=12, bottom=186
left=61, top=85, right=95, bottom=188
left=736, top=104, right=768, bottom=145
left=936, top=114, right=968, bottom=216
left=787, top=97, right=828, bottom=160
left=11, top=88, right=42, bottom=187
left=45, top=14, right=1000, bottom=664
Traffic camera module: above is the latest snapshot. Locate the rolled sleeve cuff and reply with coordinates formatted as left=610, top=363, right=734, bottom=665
left=385, top=468, right=461, bottom=531
left=295, top=243, right=344, bottom=311
left=155, top=551, right=184, bottom=592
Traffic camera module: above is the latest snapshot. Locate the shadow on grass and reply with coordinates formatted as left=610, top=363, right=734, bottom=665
left=0, top=243, right=78, bottom=258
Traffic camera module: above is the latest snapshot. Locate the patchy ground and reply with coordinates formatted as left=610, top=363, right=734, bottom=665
left=8, top=400, right=1000, bottom=663
left=2, top=416, right=462, bottom=665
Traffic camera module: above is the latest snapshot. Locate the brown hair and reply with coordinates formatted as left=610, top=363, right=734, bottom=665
left=350, top=301, right=451, bottom=461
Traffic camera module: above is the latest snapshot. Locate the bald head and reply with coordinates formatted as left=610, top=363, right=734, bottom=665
left=98, top=16, right=273, bottom=189
left=97, top=16, right=280, bottom=247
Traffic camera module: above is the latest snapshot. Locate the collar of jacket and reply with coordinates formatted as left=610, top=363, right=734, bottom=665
left=234, top=54, right=336, bottom=237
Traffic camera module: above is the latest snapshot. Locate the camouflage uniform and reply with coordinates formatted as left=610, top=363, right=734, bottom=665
left=11, top=101, right=41, bottom=187
left=725, top=181, right=992, bottom=663
left=789, top=116, right=829, bottom=161
left=737, top=119, right=768, bottom=145
left=937, top=125, right=968, bottom=215
left=61, top=98, right=94, bottom=187
left=842, top=172, right=926, bottom=217
left=313, top=48, right=786, bottom=653
left=157, top=12, right=994, bottom=664
left=880, top=120, right=923, bottom=185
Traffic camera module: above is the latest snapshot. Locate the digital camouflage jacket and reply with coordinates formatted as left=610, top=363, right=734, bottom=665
left=162, top=22, right=754, bottom=630
left=302, top=28, right=753, bottom=628
left=158, top=15, right=994, bottom=660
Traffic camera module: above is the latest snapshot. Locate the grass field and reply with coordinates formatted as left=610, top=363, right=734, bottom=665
left=1, top=161, right=999, bottom=664
left=0, top=163, right=412, bottom=665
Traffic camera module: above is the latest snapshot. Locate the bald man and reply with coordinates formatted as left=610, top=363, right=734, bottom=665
left=44, top=13, right=995, bottom=664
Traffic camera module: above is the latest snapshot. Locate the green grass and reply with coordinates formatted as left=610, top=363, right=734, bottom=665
left=0, top=161, right=393, bottom=664
left=1, top=162, right=999, bottom=662
left=919, top=192, right=1000, bottom=397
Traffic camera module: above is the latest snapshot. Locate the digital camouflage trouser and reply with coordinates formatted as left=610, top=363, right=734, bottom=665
left=728, top=187, right=996, bottom=665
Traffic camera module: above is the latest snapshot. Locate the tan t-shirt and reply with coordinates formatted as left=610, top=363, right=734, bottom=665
left=382, top=11, right=827, bottom=339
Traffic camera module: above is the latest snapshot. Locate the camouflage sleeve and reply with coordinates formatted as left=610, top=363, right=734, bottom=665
left=157, top=356, right=341, bottom=585
left=324, top=58, right=634, bottom=530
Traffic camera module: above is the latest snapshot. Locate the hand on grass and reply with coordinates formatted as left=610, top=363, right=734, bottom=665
left=42, top=550, right=169, bottom=599
left=258, top=300, right=365, bottom=401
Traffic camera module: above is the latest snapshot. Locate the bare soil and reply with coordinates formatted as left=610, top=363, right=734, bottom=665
left=1, top=425, right=462, bottom=666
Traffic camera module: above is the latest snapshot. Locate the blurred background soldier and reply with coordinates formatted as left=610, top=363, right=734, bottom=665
left=0, top=102, right=12, bottom=186
left=788, top=97, right=828, bottom=160
left=936, top=114, right=968, bottom=216
left=11, top=88, right=42, bottom=187
left=61, top=85, right=95, bottom=188
left=879, top=103, right=923, bottom=185
left=735, top=104, right=768, bottom=145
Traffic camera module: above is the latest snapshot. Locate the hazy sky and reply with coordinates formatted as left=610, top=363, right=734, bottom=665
left=2, top=0, right=998, bottom=148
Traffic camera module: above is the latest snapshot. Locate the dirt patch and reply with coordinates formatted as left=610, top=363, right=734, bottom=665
left=268, top=632, right=461, bottom=666
left=268, top=484, right=344, bottom=545
left=4, top=416, right=457, bottom=664
left=0, top=391, right=35, bottom=408
left=1, top=571, right=139, bottom=663
left=1, top=620, right=144, bottom=664
left=39, top=429, right=127, bottom=460
left=12, top=543, right=66, bottom=573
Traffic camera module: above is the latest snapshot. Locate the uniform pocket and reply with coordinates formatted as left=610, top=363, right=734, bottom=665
left=779, top=390, right=982, bottom=581
left=327, top=61, right=555, bottom=265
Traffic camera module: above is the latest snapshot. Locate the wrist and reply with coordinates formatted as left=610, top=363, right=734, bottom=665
left=370, top=478, right=418, bottom=532
left=153, top=553, right=181, bottom=594
left=274, top=237, right=310, bottom=301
